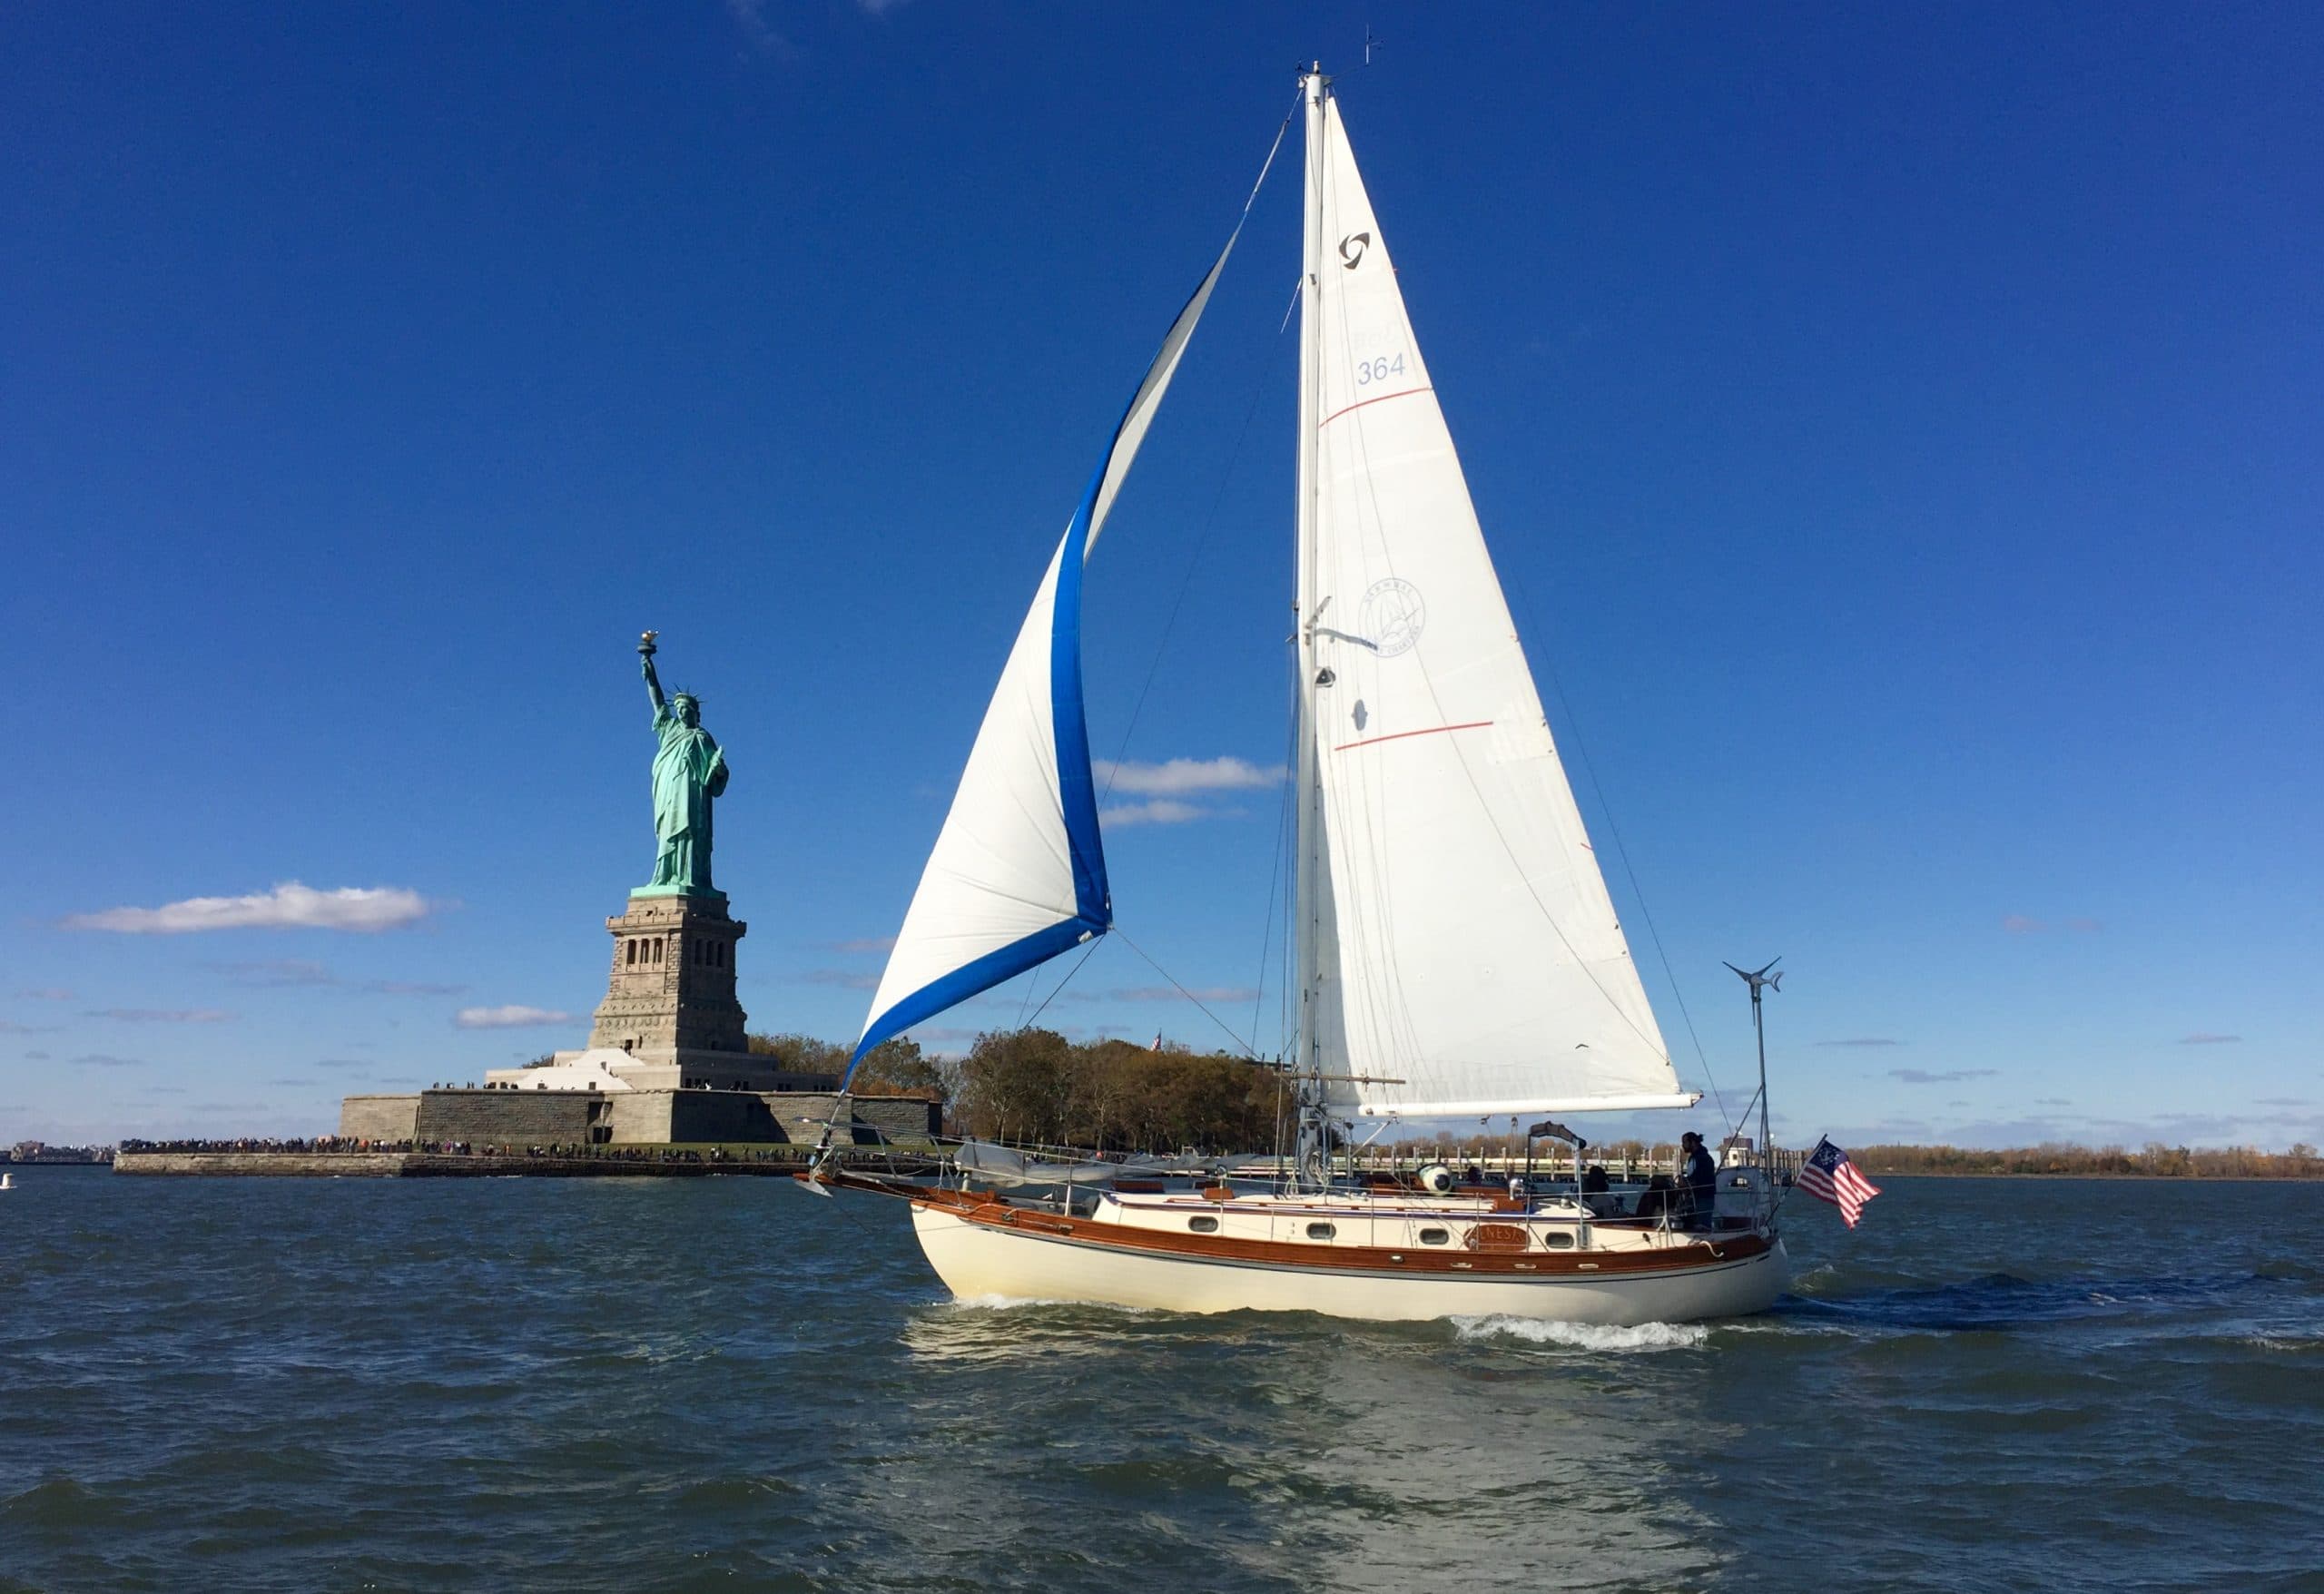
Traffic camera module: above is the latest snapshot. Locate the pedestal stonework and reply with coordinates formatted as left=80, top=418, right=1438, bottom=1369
left=588, top=891, right=761, bottom=1088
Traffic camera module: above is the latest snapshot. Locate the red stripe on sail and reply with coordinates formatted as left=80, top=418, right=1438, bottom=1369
left=1320, top=386, right=1435, bottom=428
left=1332, top=720, right=1492, bottom=754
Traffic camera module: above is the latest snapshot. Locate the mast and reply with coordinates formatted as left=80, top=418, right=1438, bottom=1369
left=1292, top=64, right=1330, bottom=1187
left=1727, top=958, right=1782, bottom=1220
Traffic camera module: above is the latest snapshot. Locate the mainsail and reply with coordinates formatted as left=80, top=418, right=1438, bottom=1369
left=847, top=217, right=1256, bottom=1081
left=1297, top=83, right=1696, bottom=1118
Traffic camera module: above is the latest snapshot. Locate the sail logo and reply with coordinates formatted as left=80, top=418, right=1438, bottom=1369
left=1338, top=231, right=1371, bottom=271
left=1360, top=577, right=1425, bottom=656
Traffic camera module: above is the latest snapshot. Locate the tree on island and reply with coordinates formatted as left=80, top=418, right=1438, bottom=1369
left=951, top=1028, right=1282, bottom=1154
left=745, top=1032, right=948, bottom=1101
left=743, top=1026, right=1285, bottom=1151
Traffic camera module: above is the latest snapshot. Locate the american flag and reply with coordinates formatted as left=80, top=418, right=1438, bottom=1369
left=1797, top=1137, right=1881, bottom=1227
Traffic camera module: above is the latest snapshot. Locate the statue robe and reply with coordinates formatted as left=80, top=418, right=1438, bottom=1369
left=649, top=704, right=728, bottom=890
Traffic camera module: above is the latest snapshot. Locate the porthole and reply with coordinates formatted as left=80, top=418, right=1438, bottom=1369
left=1305, top=1222, right=1336, bottom=1240
left=1188, top=1215, right=1220, bottom=1234
left=1419, top=1227, right=1450, bottom=1245
left=1541, top=1232, right=1574, bottom=1250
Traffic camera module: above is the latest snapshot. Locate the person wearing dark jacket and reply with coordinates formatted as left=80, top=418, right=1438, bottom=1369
left=1679, top=1131, right=1718, bottom=1229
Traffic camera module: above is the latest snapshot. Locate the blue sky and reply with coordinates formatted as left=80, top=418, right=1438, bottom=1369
left=4, top=3, right=2318, bottom=1151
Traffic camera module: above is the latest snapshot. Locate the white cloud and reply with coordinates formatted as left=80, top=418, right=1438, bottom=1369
left=86, top=1009, right=236, bottom=1024
left=2177, top=1032, right=2242, bottom=1045
left=723, top=0, right=789, bottom=53
left=1098, top=799, right=1208, bottom=828
left=209, top=959, right=338, bottom=987
left=15, top=989, right=72, bottom=1000
left=1107, top=986, right=1260, bottom=1005
left=799, top=969, right=879, bottom=990
left=64, top=883, right=436, bottom=935
left=454, top=1005, right=572, bottom=1029
left=826, top=937, right=896, bottom=955
left=202, top=960, right=464, bottom=996
left=1816, top=1037, right=1903, bottom=1048
left=1096, top=756, right=1284, bottom=797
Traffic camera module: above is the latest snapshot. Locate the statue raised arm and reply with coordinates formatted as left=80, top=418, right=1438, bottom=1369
left=640, top=629, right=668, bottom=718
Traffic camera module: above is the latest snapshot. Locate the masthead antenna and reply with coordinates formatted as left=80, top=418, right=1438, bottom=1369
left=1724, top=958, right=1782, bottom=1216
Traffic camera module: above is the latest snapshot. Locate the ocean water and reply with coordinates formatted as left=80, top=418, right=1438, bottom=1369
left=1, top=1171, right=2318, bottom=1592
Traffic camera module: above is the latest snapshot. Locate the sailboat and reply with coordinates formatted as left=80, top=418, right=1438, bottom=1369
left=805, top=68, right=1787, bottom=1326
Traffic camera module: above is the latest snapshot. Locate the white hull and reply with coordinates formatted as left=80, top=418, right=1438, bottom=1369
left=911, top=1204, right=1787, bottom=1325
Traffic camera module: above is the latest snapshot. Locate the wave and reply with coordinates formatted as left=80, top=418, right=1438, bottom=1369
left=1451, top=1315, right=1709, bottom=1352
left=1774, top=1268, right=2312, bottom=1333
left=944, top=1293, right=1157, bottom=1314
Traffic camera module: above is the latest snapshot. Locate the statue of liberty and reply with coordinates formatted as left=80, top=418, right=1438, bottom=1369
left=636, top=632, right=729, bottom=895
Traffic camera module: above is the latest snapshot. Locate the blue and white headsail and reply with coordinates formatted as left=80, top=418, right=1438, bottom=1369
left=846, top=212, right=1260, bottom=1083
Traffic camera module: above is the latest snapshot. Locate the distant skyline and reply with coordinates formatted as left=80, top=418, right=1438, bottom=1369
left=4, top=4, right=2318, bottom=1150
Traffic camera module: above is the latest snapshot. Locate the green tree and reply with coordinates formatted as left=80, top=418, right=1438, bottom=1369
left=852, top=1037, right=945, bottom=1101
left=746, top=1032, right=850, bottom=1074
left=955, top=1028, right=1077, bottom=1145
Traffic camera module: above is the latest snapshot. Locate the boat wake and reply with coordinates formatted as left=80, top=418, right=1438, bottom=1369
left=944, top=1293, right=1159, bottom=1315
left=1752, top=1266, right=2324, bottom=1349
left=1451, top=1315, right=1709, bottom=1353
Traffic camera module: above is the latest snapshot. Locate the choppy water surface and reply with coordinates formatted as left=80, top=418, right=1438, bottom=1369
left=2, top=1172, right=2318, bottom=1591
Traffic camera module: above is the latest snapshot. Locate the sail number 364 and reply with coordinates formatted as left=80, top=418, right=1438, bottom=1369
left=1354, top=353, right=1406, bottom=386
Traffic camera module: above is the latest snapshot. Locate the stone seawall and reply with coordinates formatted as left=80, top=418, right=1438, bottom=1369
left=340, top=1088, right=940, bottom=1146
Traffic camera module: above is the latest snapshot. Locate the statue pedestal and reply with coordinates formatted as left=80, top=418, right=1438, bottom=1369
left=586, top=892, right=769, bottom=1090
left=627, top=883, right=725, bottom=903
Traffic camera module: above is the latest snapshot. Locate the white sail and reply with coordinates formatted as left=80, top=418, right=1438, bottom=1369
left=1301, top=91, right=1694, bottom=1118
left=848, top=221, right=1251, bottom=1078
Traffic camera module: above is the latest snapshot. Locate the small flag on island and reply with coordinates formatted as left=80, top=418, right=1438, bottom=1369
left=1798, top=1137, right=1881, bottom=1227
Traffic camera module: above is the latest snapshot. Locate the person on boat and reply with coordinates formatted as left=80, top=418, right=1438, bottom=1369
left=1679, top=1131, right=1718, bottom=1229
left=1579, top=1163, right=1614, bottom=1217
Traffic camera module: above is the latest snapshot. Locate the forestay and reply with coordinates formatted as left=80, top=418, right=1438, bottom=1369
left=847, top=215, right=1255, bottom=1081
left=1302, top=94, right=1694, bottom=1118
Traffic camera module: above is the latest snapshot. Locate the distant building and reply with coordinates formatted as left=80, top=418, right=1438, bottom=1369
left=8, top=1141, right=113, bottom=1165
